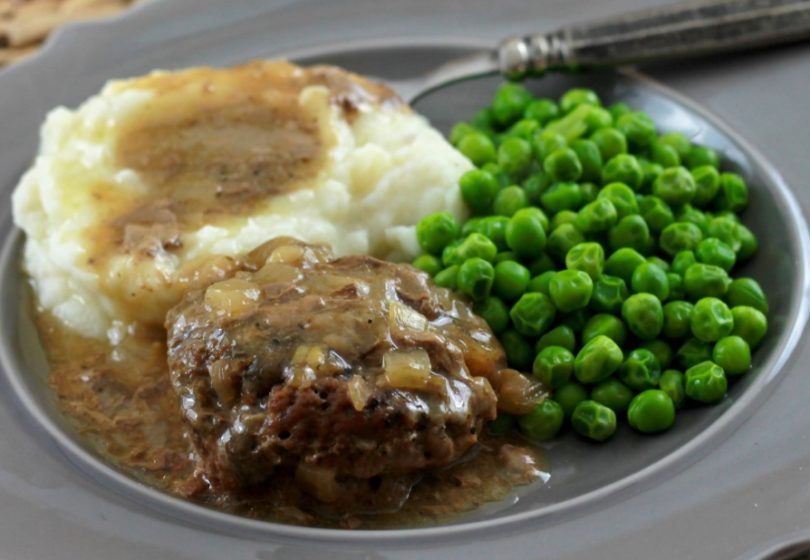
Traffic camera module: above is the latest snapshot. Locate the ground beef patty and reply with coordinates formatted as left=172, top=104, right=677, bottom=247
left=165, top=237, right=509, bottom=510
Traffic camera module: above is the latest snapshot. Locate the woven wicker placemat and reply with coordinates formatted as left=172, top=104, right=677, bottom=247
left=0, top=0, right=142, bottom=66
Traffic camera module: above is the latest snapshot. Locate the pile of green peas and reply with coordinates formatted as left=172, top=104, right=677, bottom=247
left=413, top=83, right=770, bottom=443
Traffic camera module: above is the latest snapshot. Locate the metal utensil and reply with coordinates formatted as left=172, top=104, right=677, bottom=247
left=391, top=0, right=810, bottom=103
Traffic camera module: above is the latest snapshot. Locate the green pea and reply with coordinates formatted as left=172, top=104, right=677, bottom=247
left=640, top=339, right=674, bottom=369
left=653, top=166, right=697, bottom=206
left=715, top=172, right=749, bottom=212
left=471, top=107, right=494, bottom=130
left=608, top=214, right=651, bottom=253
left=580, top=182, right=599, bottom=204
left=473, top=297, right=510, bottom=335
left=501, top=329, right=534, bottom=371
left=582, top=313, right=627, bottom=346
left=549, top=269, right=594, bottom=312
left=488, top=414, right=516, bottom=436
left=550, top=210, right=578, bottom=230
left=536, top=325, right=577, bottom=354
left=518, top=400, right=565, bottom=441
left=601, top=155, right=643, bottom=191
left=464, top=216, right=511, bottom=251
left=570, top=139, right=604, bottom=182
left=712, top=335, right=751, bottom=376
left=547, top=224, right=585, bottom=262
left=663, top=300, right=695, bottom=339
left=412, top=254, right=442, bottom=276
left=560, top=88, right=601, bottom=113
left=590, top=127, right=628, bottom=161
left=524, top=98, right=560, bottom=125
left=457, top=258, right=495, bottom=301
left=492, top=82, right=533, bottom=126
left=532, top=130, right=567, bottom=161
left=575, top=198, right=618, bottom=234
left=455, top=233, right=498, bottom=263
left=493, top=185, right=529, bottom=217
left=598, top=182, right=640, bottom=218
left=676, top=204, right=710, bottom=234
left=691, top=297, right=734, bottom=342
left=522, top=172, right=550, bottom=205
left=604, top=248, right=646, bottom=284
left=566, top=242, right=605, bottom=281
left=574, top=335, right=624, bottom=384
left=638, top=195, right=674, bottom=234
left=650, top=140, right=681, bottom=168
left=628, top=390, right=675, bottom=433
left=434, top=265, right=459, bottom=289
left=608, top=102, right=631, bottom=121
left=442, top=241, right=463, bottom=267
left=529, top=254, right=556, bottom=276
left=659, top=369, right=686, bottom=409
left=481, top=163, right=510, bottom=188
left=684, top=263, right=731, bottom=299
left=555, top=381, right=589, bottom=418
left=506, top=118, right=540, bottom=141
left=544, top=147, right=583, bottom=182
left=458, top=131, right=498, bottom=166
left=695, top=237, right=736, bottom=272
left=646, top=256, right=670, bottom=272
left=667, top=273, right=684, bottom=300
left=639, top=158, right=663, bottom=193
left=706, top=217, right=742, bottom=252
left=659, top=221, right=703, bottom=256
left=735, top=223, right=759, bottom=261
left=533, top=346, right=576, bottom=388
left=589, top=274, right=629, bottom=314
left=671, top=250, right=697, bottom=276
left=685, top=361, right=727, bottom=404
left=449, top=122, right=478, bottom=146
left=497, top=137, right=533, bottom=179
left=676, top=338, right=714, bottom=370
left=527, top=270, right=556, bottom=296
left=685, top=145, right=720, bottom=170
left=590, top=379, right=634, bottom=414
left=510, top=292, right=557, bottom=337
left=725, top=277, right=769, bottom=314
left=619, top=348, right=662, bottom=391
left=731, top=306, right=768, bottom=348
left=690, top=165, right=720, bottom=208
left=616, top=111, right=657, bottom=149
left=505, top=210, right=547, bottom=260
left=541, top=181, right=584, bottom=213
left=416, top=212, right=461, bottom=255
left=583, top=106, right=613, bottom=133
left=493, top=260, right=531, bottom=302
left=631, top=263, right=670, bottom=300
left=661, top=131, right=692, bottom=155
left=571, top=400, right=617, bottom=442
left=460, top=169, right=500, bottom=215
left=622, top=293, right=664, bottom=340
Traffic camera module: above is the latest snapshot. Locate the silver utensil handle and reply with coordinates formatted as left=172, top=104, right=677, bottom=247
left=500, top=0, right=810, bottom=78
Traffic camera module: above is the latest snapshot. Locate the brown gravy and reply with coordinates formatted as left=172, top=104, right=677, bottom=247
left=83, top=61, right=400, bottom=271
left=36, top=307, right=547, bottom=528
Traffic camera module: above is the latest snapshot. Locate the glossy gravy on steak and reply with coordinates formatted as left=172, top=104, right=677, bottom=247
left=35, top=238, right=549, bottom=528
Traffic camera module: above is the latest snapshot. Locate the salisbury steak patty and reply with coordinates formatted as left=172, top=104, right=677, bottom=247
left=165, top=237, right=515, bottom=506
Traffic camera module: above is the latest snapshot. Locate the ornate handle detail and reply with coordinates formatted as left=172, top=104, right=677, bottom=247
left=500, top=0, right=810, bottom=78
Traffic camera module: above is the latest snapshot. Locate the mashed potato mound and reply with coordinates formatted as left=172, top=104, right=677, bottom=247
left=13, top=61, right=470, bottom=340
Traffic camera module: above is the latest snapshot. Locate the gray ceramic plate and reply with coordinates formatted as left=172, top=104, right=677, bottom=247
left=2, top=1, right=810, bottom=559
